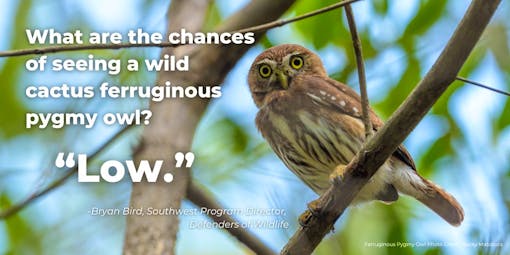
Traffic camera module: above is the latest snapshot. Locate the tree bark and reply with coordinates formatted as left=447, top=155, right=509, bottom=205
left=123, top=0, right=296, bottom=254
left=123, top=1, right=210, bottom=254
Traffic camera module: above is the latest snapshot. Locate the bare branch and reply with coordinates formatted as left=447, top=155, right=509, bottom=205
left=0, top=0, right=360, bottom=58
left=0, top=42, right=186, bottom=57
left=456, top=76, right=510, bottom=96
left=233, top=0, right=361, bottom=33
left=122, top=1, right=211, bottom=254
left=281, top=0, right=501, bottom=254
left=123, top=0, right=296, bottom=254
left=344, top=4, right=372, bottom=138
left=187, top=182, right=276, bottom=255
left=0, top=125, right=135, bottom=219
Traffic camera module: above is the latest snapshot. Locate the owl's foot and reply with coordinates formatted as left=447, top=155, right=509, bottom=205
left=329, top=164, right=347, bottom=185
left=298, top=210, right=313, bottom=227
left=307, top=198, right=322, bottom=216
left=298, top=198, right=325, bottom=227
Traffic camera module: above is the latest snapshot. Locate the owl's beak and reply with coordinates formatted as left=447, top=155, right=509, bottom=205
left=276, top=70, right=289, bottom=89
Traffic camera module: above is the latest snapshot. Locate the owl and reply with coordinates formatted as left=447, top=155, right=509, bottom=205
left=248, top=44, right=464, bottom=226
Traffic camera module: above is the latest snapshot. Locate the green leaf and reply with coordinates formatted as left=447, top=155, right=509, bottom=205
left=496, top=99, right=510, bottom=132
left=373, top=0, right=389, bottom=16
left=259, top=35, right=275, bottom=49
left=203, top=2, right=222, bottom=31
left=374, top=54, right=421, bottom=118
left=418, top=131, right=453, bottom=176
left=402, top=0, right=447, bottom=39
left=486, top=22, right=510, bottom=71
left=292, top=0, right=349, bottom=49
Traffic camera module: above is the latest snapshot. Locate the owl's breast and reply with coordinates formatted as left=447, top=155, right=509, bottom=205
left=255, top=91, right=362, bottom=193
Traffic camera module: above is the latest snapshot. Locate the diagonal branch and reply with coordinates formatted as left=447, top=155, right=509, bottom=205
left=0, top=42, right=185, bottom=57
left=233, top=0, right=360, bottom=34
left=281, top=0, right=501, bottom=254
left=0, top=0, right=360, bottom=58
left=456, top=76, right=510, bottom=96
left=122, top=1, right=211, bottom=254
left=344, top=4, right=372, bottom=138
left=187, top=182, right=277, bottom=255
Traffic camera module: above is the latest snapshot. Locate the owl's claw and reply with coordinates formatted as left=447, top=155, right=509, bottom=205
left=298, top=210, right=313, bottom=227
left=329, top=164, right=347, bottom=185
left=307, top=198, right=322, bottom=216
left=298, top=198, right=324, bottom=227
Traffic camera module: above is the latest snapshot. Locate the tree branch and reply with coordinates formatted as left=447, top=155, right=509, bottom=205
left=344, top=4, right=372, bottom=138
left=0, top=42, right=185, bottom=57
left=122, top=1, right=211, bottom=254
left=233, top=0, right=360, bottom=34
left=187, top=182, right=276, bottom=255
left=123, top=0, right=296, bottom=254
left=0, top=0, right=359, bottom=58
left=456, top=76, right=510, bottom=97
left=281, top=0, right=501, bottom=254
left=0, top=125, right=135, bottom=219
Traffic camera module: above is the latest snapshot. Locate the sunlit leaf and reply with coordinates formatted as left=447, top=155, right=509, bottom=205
left=486, top=22, right=510, bottom=71
left=418, top=131, right=453, bottom=176
left=203, top=2, right=222, bottom=31
left=496, top=100, right=510, bottom=133
left=292, top=0, right=349, bottom=49
left=373, top=0, right=389, bottom=16
left=402, top=0, right=447, bottom=39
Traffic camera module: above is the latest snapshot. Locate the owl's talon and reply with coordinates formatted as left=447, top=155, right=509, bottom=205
left=298, top=210, right=313, bottom=227
left=299, top=199, right=328, bottom=227
left=307, top=198, right=323, bottom=216
left=329, top=164, right=347, bottom=185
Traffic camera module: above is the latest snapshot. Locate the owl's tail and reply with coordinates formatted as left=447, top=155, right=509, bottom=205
left=394, top=170, right=464, bottom=226
left=415, top=178, right=464, bottom=226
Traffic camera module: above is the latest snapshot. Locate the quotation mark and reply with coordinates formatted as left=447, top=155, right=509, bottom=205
left=175, top=152, right=195, bottom=168
left=55, top=152, right=76, bottom=168
left=54, top=152, right=194, bottom=183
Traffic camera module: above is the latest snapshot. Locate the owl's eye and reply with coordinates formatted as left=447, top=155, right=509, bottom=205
left=290, top=56, right=304, bottom=69
left=258, top=64, right=272, bottom=78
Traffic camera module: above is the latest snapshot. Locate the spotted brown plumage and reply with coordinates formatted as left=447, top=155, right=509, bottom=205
left=248, top=44, right=464, bottom=226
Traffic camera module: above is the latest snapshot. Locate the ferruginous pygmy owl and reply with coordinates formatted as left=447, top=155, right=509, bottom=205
left=248, top=44, right=464, bottom=226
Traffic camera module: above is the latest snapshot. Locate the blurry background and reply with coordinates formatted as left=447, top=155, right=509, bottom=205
left=0, top=0, right=509, bottom=254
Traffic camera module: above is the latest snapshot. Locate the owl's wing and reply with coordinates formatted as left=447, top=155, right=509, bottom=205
left=297, top=75, right=417, bottom=171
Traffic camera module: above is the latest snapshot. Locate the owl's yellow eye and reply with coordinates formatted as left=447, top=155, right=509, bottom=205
left=290, top=56, right=304, bottom=69
left=258, top=64, right=272, bottom=78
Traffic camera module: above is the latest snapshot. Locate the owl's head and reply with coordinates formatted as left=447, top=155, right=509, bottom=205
left=248, top=44, right=327, bottom=108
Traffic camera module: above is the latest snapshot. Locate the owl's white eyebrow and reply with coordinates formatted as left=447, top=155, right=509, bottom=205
left=256, top=59, right=274, bottom=65
left=283, top=52, right=303, bottom=62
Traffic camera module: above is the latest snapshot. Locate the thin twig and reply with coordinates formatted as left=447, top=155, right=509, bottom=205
left=0, top=42, right=187, bottom=57
left=456, top=76, right=510, bottom=96
left=0, top=125, right=135, bottom=219
left=344, top=4, right=372, bottom=138
left=186, top=182, right=276, bottom=255
left=0, top=0, right=361, bottom=58
left=233, top=0, right=361, bottom=34
left=281, top=0, right=500, bottom=254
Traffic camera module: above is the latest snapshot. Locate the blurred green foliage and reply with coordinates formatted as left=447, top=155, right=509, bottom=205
left=0, top=0, right=509, bottom=255
left=0, top=0, right=32, bottom=137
